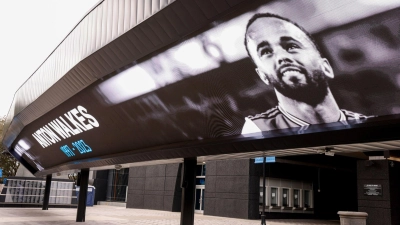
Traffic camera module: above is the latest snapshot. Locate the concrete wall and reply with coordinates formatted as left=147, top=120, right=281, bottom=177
left=204, top=159, right=259, bottom=219
left=357, top=160, right=400, bottom=225
left=127, top=163, right=181, bottom=211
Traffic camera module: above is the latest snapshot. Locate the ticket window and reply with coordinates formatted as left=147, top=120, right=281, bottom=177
left=282, top=188, right=289, bottom=207
left=293, top=189, right=301, bottom=208
left=270, top=187, right=278, bottom=206
left=303, top=190, right=312, bottom=208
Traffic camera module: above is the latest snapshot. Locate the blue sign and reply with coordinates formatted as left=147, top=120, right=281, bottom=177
left=266, top=156, right=276, bottom=163
left=254, top=156, right=276, bottom=164
left=0, top=169, right=2, bottom=177
left=254, top=157, right=264, bottom=164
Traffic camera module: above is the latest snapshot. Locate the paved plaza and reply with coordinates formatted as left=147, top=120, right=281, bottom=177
left=0, top=205, right=340, bottom=225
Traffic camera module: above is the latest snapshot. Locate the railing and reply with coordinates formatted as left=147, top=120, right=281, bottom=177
left=0, top=178, right=76, bottom=204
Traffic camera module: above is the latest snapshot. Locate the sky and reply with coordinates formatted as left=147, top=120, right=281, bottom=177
left=0, top=0, right=99, bottom=117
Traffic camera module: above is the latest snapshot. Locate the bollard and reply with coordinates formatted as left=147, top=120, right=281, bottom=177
left=338, top=211, right=368, bottom=225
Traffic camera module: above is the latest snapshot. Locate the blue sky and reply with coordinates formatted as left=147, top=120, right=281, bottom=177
left=0, top=0, right=99, bottom=117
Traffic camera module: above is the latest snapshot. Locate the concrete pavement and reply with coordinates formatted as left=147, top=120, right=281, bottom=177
left=0, top=205, right=340, bottom=225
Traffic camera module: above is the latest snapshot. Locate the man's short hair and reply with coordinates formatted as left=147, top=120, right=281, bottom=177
left=244, top=13, right=322, bottom=62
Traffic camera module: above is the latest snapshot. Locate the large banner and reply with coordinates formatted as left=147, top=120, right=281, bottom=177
left=11, top=0, right=400, bottom=172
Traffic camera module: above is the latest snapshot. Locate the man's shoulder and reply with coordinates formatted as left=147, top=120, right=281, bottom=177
left=247, top=106, right=281, bottom=121
left=340, top=109, right=371, bottom=120
left=243, top=106, right=298, bottom=132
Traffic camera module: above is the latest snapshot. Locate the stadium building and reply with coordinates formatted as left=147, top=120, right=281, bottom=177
left=2, top=0, right=400, bottom=224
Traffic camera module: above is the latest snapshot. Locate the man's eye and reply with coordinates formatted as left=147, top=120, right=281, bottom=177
left=260, top=48, right=272, bottom=56
left=286, top=43, right=300, bottom=51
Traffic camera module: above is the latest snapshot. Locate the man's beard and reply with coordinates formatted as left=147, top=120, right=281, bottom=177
left=273, top=70, right=329, bottom=106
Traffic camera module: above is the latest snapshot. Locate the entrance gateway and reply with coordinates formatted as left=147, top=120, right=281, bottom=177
left=2, top=0, right=400, bottom=225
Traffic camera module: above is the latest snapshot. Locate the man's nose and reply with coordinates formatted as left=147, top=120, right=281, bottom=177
left=275, top=49, right=293, bottom=65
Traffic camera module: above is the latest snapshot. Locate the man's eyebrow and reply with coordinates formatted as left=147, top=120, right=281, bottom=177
left=256, top=41, right=270, bottom=52
left=280, top=36, right=301, bottom=43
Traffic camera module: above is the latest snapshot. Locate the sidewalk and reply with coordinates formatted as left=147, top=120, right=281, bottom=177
left=0, top=205, right=340, bottom=225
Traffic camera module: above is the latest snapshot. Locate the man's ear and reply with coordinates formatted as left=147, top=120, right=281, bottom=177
left=255, top=68, right=269, bottom=85
left=321, top=58, right=334, bottom=79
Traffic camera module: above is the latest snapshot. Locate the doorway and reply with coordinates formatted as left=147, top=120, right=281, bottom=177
left=195, top=186, right=205, bottom=213
left=195, top=163, right=206, bottom=213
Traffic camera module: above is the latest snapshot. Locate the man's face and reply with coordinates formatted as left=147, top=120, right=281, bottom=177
left=246, top=17, right=333, bottom=102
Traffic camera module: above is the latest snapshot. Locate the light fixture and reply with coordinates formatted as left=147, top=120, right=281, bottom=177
left=115, top=164, right=122, bottom=171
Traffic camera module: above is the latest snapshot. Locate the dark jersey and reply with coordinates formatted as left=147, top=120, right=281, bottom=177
left=241, top=105, right=369, bottom=134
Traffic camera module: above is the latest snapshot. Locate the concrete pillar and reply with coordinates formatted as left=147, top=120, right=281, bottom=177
left=42, top=174, right=52, bottom=210
left=180, top=157, right=196, bottom=225
left=76, top=168, right=89, bottom=222
left=338, top=211, right=368, bottom=225
left=357, top=160, right=400, bottom=224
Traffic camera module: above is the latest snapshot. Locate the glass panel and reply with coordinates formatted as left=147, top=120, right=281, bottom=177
left=196, top=165, right=206, bottom=177
left=196, top=178, right=205, bottom=185
left=195, top=189, right=201, bottom=210
left=106, top=168, right=129, bottom=202
left=304, top=190, right=310, bottom=208
left=259, top=187, right=263, bottom=205
left=282, top=188, right=289, bottom=206
left=196, top=165, right=203, bottom=176
left=271, top=187, right=277, bottom=206
left=201, top=189, right=205, bottom=210
left=293, top=189, right=300, bottom=207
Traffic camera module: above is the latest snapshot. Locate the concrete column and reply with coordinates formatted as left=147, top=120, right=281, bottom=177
left=76, top=168, right=89, bottom=222
left=180, top=157, right=196, bottom=225
left=42, top=174, right=52, bottom=210
left=357, top=160, right=400, bottom=225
